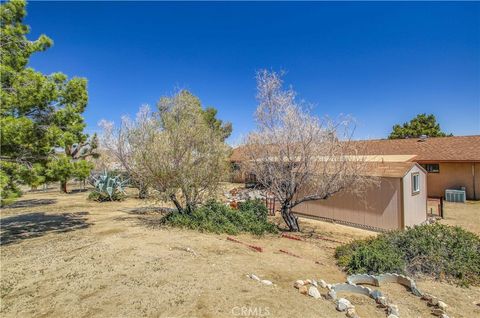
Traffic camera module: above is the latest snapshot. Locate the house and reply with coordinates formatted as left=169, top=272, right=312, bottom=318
left=229, top=135, right=479, bottom=230
left=230, top=135, right=480, bottom=200
left=351, top=135, right=480, bottom=200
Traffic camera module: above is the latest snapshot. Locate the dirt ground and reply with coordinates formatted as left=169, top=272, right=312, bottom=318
left=439, top=200, right=480, bottom=235
left=1, top=186, right=479, bottom=318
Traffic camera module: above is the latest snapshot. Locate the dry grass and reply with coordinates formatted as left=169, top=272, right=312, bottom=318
left=439, top=200, right=480, bottom=235
left=1, top=187, right=479, bottom=318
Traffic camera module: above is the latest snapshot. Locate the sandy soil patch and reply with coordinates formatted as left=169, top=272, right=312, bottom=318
left=1, top=189, right=479, bottom=317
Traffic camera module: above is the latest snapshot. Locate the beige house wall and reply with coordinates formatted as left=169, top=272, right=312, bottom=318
left=402, top=165, right=427, bottom=228
left=421, top=162, right=479, bottom=200
left=292, top=177, right=403, bottom=231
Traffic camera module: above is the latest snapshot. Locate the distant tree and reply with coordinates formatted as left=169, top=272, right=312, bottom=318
left=45, top=156, right=75, bottom=193
left=202, top=106, right=233, bottom=141
left=389, top=113, right=452, bottom=139
left=0, top=0, right=95, bottom=199
left=245, top=70, right=372, bottom=232
left=73, top=160, right=94, bottom=189
left=131, top=90, right=230, bottom=213
left=18, top=163, right=45, bottom=191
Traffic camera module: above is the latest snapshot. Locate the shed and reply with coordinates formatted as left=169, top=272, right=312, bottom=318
left=292, top=162, right=427, bottom=231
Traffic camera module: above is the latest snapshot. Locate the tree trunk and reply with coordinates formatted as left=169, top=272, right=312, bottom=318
left=281, top=205, right=300, bottom=232
left=60, top=181, right=68, bottom=193
left=170, top=194, right=184, bottom=213
left=138, top=185, right=148, bottom=199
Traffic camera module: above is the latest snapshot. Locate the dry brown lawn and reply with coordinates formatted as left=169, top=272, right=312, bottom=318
left=1, top=187, right=479, bottom=318
left=439, top=200, right=480, bottom=235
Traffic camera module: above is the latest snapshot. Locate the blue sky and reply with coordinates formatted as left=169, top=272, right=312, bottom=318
left=26, top=1, right=480, bottom=144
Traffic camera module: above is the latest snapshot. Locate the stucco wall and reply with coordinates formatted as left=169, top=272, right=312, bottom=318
left=422, top=162, right=479, bottom=200
left=292, top=177, right=403, bottom=230
left=402, top=165, right=427, bottom=228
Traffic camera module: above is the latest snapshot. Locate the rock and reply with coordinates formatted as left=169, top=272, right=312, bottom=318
left=308, top=286, right=321, bottom=299
left=440, top=314, right=449, bottom=318
left=311, top=279, right=318, bottom=287
left=304, top=279, right=312, bottom=284
left=376, top=296, right=388, bottom=307
left=370, top=289, right=383, bottom=300
left=437, top=301, right=447, bottom=311
left=346, top=308, right=358, bottom=318
left=429, top=296, right=439, bottom=306
left=336, top=298, right=353, bottom=312
left=326, top=283, right=332, bottom=290
left=319, top=280, right=327, bottom=288
left=387, top=304, right=399, bottom=316
left=299, top=285, right=308, bottom=295
left=261, top=280, right=273, bottom=286
left=326, top=289, right=337, bottom=300
left=387, top=315, right=399, bottom=318
left=432, top=308, right=446, bottom=316
left=294, top=280, right=304, bottom=289
left=249, top=274, right=260, bottom=281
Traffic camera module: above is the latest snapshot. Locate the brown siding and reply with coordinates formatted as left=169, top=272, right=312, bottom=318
left=422, top=162, right=479, bottom=200
left=292, top=177, right=403, bottom=230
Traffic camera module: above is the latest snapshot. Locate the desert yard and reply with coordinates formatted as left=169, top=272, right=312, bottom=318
left=1, top=187, right=479, bottom=318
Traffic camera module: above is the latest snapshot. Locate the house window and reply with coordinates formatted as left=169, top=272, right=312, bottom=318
left=423, top=164, right=440, bottom=173
left=412, top=173, right=420, bottom=195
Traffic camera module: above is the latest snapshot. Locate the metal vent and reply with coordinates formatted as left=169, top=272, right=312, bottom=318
left=445, top=189, right=466, bottom=203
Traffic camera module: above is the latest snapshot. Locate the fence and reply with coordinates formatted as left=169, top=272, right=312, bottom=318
left=427, top=196, right=444, bottom=218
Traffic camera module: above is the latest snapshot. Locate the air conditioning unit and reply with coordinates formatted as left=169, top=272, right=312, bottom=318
left=445, top=189, right=466, bottom=203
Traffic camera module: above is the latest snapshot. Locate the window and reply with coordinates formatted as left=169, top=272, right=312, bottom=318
left=423, top=163, right=440, bottom=173
left=412, top=172, right=420, bottom=195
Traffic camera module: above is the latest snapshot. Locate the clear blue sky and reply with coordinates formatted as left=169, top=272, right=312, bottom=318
left=26, top=1, right=480, bottom=144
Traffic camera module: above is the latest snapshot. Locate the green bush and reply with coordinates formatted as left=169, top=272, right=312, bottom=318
left=164, top=199, right=278, bottom=236
left=335, top=223, right=480, bottom=286
left=88, top=190, right=125, bottom=202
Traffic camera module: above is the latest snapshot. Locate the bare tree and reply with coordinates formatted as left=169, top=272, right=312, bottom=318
left=98, top=106, right=152, bottom=199
left=132, top=90, right=230, bottom=213
left=244, top=70, right=372, bottom=231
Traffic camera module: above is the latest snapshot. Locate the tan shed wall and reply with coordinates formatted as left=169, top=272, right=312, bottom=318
left=292, top=177, right=402, bottom=231
left=402, top=165, right=427, bottom=227
left=422, top=162, right=479, bottom=200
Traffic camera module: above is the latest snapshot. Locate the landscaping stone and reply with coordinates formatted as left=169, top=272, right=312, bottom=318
left=327, top=289, right=337, bottom=301
left=370, top=289, right=383, bottom=300
left=299, top=285, right=308, bottom=295
left=319, top=279, right=327, bottom=288
left=332, top=283, right=372, bottom=297
left=261, top=280, right=273, bottom=286
left=387, top=304, right=399, bottom=316
left=308, top=286, right=321, bottom=299
left=336, top=298, right=353, bottom=312
left=326, top=283, right=332, bottom=290
left=249, top=274, right=260, bottom=281
left=429, top=296, right=439, bottom=306
left=311, top=279, right=318, bottom=287
left=304, top=279, right=312, bottom=284
left=440, top=314, right=449, bottom=318
left=347, top=274, right=379, bottom=286
left=437, top=301, right=448, bottom=311
left=387, top=315, right=399, bottom=318
left=346, top=308, right=358, bottom=318
left=294, top=280, right=304, bottom=288
left=376, top=296, right=388, bottom=308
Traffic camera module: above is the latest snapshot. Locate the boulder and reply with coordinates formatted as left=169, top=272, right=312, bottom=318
left=308, top=286, right=321, bottom=299
left=336, top=298, right=353, bottom=312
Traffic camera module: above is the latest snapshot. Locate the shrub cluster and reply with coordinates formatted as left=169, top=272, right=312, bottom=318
left=335, top=223, right=480, bottom=286
left=87, top=190, right=126, bottom=202
left=164, top=199, right=278, bottom=235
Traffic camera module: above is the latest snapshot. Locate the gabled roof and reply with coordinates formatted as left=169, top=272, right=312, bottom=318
left=351, top=135, right=480, bottom=162
left=230, top=135, right=480, bottom=163
left=362, top=162, right=421, bottom=178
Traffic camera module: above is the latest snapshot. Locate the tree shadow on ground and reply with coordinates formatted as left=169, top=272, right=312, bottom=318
left=4, top=199, right=57, bottom=209
left=115, top=207, right=173, bottom=229
left=0, top=212, right=90, bottom=245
